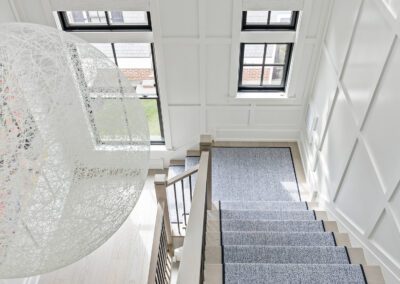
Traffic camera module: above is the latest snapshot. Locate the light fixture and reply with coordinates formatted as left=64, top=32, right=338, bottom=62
left=0, top=23, right=150, bottom=278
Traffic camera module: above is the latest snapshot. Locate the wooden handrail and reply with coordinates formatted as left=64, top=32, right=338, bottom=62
left=166, top=164, right=199, bottom=186
left=176, top=151, right=210, bottom=284
left=147, top=203, right=164, bottom=284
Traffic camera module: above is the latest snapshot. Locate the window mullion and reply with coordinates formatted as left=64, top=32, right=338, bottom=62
left=105, top=11, right=111, bottom=26
left=111, top=43, right=118, bottom=66
left=260, top=43, right=267, bottom=86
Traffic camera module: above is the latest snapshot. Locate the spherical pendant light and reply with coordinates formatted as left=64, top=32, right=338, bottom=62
left=0, top=23, right=150, bottom=278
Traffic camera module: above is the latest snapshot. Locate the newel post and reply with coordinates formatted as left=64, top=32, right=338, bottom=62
left=199, top=134, right=213, bottom=210
left=154, top=174, right=172, bottom=246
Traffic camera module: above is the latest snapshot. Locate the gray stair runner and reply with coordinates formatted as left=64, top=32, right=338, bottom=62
left=222, top=246, right=350, bottom=264
left=210, top=147, right=368, bottom=283
left=221, top=231, right=336, bottom=246
left=224, top=264, right=366, bottom=284
left=221, top=220, right=325, bottom=232
left=220, top=209, right=316, bottom=221
left=220, top=201, right=308, bottom=211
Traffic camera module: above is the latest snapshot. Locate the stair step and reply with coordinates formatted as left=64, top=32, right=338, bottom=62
left=219, top=201, right=308, bottom=211
left=207, top=232, right=337, bottom=246
left=185, top=156, right=200, bottom=170
left=167, top=164, right=185, bottom=179
left=217, top=210, right=317, bottom=221
left=224, top=264, right=367, bottom=284
left=169, top=159, right=185, bottom=166
left=207, top=245, right=350, bottom=264
left=217, top=220, right=326, bottom=232
left=203, top=264, right=384, bottom=284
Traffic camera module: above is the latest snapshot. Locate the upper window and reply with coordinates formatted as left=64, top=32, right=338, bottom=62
left=58, top=11, right=152, bottom=31
left=242, top=11, right=298, bottom=31
left=89, top=43, right=164, bottom=144
left=238, top=43, right=292, bottom=92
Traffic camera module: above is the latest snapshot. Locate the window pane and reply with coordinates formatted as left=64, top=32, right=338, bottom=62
left=243, top=44, right=264, bottom=64
left=66, top=11, right=107, bottom=25
left=242, top=66, right=262, bottom=85
left=265, top=44, right=287, bottom=64
left=113, top=43, right=156, bottom=95
left=246, top=11, right=268, bottom=25
left=262, top=66, right=284, bottom=86
left=140, top=99, right=162, bottom=141
left=91, top=43, right=116, bottom=64
left=92, top=99, right=130, bottom=142
left=269, top=11, right=293, bottom=25
left=109, top=11, right=148, bottom=25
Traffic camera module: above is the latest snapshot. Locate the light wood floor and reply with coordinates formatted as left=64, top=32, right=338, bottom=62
left=1, top=174, right=161, bottom=284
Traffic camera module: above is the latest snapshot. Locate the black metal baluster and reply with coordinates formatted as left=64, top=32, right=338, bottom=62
left=159, top=226, right=165, bottom=283
left=173, top=183, right=181, bottom=235
left=160, top=227, right=167, bottom=283
left=189, top=175, right=193, bottom=201
left=181, top=179, right=187, bottom=226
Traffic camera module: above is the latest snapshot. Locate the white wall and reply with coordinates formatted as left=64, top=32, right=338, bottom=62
left=4, top=0, right=330, bottom=167
left=300, top=0, right=400, bottom=283
left=0, top=0, right=16, bottom=22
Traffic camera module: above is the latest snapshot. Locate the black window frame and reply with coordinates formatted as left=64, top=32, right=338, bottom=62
left=242, top=11, right=299, bottom=31
left=61, top=34, right=165, bottom=145
left=58, top=11, right=152, bottom=32
left=238, top=43, right=293, bottom=92
left=96, top=43, right=165, bottom=145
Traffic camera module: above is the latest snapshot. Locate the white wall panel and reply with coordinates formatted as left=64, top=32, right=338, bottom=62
left=335, top=141, right=386, bottom=234
left=341, top=0, right=394, bottom=125
left=320, top=90, right=358, bottom=197
left=310, top=51, right=337, bottom=139
left=306, top=1, right=325, bottom=38
left=206, top=44, right=231, bottom=104
left=390, top=188, right=400, bottom=226
left=299, top=0, right=400, bottom=281
left=163, top=44, right=200, bottom=104
left=159, top=0, right=198, bottom=37
left=0, top=1, right=16, bottom=22
left=363, top=39, right=400, bottom=195
left=370, top=210, right=400, bottom=267
left=324, top=0, right=362, bottom=72
left=206, top=108, right=249, bottom=131
left=169, top=106, right=200, bottom=148
left=205, top=0, right=232, bottom=37
left=253, top=107, right=302, bottom=128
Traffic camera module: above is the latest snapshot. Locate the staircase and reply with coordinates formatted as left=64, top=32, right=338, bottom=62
left=202, top=146, right=384, bottom=284
left=167, top=151, right=200, bottom=236
left=164, top=140, right=385, bottom=284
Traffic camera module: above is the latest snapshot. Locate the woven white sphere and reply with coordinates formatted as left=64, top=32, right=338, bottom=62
left=0, top=23, right=150, bottom=278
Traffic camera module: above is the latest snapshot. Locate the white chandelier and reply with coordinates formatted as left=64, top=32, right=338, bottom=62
left=0, top=23, right=150, bottom=278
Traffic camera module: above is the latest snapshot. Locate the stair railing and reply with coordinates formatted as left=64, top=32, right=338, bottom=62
left=148, top=203, right=172, bottom=284
left=177, top=140, right=212, bottom=284
left=155, top=164, right=199, bottom=236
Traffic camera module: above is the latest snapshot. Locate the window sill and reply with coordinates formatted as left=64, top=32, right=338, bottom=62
left=151, top=144, right=167, bottom=152
left=236, top=92, right=288, bottom=99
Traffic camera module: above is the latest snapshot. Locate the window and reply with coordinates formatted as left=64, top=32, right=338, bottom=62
left=91, top=43, right=164, bottom=144
left=58, top=11, right=152, bottom=31
left=242, top=11, right=298, bottom=31
left=238, top=43, right=292, bottom=92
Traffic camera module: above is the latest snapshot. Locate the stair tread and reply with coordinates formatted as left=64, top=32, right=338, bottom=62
left=219, top=210, right=316, bottom=221
left=219, top=220, right=325, bottom=232
left=221, top=245, right=350, bottom=264
left=219, top=201, right=308, bottom=211
left=223, top=263, right=366, bottom=284
left=212, top=231, right=336, bottom=246
left=167, top=164, right=185, bottom=179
